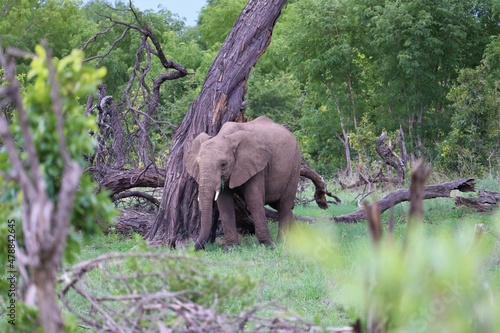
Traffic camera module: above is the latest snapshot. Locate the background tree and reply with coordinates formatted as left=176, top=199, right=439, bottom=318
left=0, top=0, right=87, bottom=60
left=197, top=0, right=247, bottom=50
left=267, top=0, right=500, bottom=175
left=438, top=62, right=500, bottom=175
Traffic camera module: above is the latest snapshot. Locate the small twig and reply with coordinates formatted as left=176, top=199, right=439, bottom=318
left=72, top=282, right=125, bottom=333
left=83, top=27, right=131, bottom=64
left=357, top=191, right=373, bottom=208
left=81, top=22, right=117, bottom=50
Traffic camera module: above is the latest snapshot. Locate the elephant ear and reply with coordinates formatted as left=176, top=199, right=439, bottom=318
left=184, top=132, right=212, bottom=182
left=227, top=131, right=271, bottom=189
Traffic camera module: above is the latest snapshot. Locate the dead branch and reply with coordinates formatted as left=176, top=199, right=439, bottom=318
left=83, top=2, right=189, bottom=168
left=58, top=252, right=355, bottom=333
left=83, top=26, right=131, bottom=64
left=115, top=209, right=155, bottom=235
left=375, top=131, right=406, bottom=185
left=91, top=165, right=166, bottom=195
left=454, top=190, right=500, bottom=212
left=102, top=163, right=329, bottom=228
left=300, top=165, right=341, bottom=209
left=333, top=178, right=476, bottom=223
left=113, top=191, right=160, bottom=206
left=114, top=207, right=315, bottom=238
left=81, top=22, right=117, bottom=50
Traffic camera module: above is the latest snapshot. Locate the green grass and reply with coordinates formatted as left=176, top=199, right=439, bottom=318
left=64, top=186, right=500, bottom=329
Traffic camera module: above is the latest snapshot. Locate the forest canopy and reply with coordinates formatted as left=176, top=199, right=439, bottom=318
left=1, top=0, right=499, bottom=176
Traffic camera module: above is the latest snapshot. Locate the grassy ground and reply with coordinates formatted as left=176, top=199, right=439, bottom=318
left=67, top=180, right=500, bottom=329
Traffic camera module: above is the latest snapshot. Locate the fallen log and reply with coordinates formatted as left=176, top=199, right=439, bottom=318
left=92, top=164, right=336, bottom=209
left=333, top=178, right=476, bottom=223
left=454, top=190, right=500, bottom=212
left=89, top=165, right=166, bottom=196
left=112, top=190, right=160, bottom=207
left=115, top=209, right=155, bottom=235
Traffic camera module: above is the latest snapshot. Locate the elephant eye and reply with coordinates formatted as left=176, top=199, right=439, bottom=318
left=220, top=161, right=228, bottom=168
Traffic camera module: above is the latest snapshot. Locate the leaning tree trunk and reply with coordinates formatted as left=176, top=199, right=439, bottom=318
left=146, top=0, right=288, bottom=246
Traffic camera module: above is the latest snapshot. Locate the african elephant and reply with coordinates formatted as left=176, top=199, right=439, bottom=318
left=184, top=116, right=302, bottom=250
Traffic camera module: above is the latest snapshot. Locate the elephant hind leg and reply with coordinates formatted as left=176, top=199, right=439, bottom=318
left=276, top=169, right=300, bottom=241
left=277, top=203, right=295, bottom=241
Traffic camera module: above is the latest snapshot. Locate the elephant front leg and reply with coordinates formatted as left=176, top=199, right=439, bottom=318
left=216, top=190, right=239, bottom=248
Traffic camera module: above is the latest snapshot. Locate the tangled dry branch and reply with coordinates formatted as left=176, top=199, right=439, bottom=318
left=82, top=1, right=189, bottom=169
left=59, top=252, right=354, bottom=333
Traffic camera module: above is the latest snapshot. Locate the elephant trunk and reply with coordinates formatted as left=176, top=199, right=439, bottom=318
left=195, top=178, right=220, bottom=251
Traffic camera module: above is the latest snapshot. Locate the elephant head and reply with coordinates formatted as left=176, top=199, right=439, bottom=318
left=184, top=129, right=271, bottom=250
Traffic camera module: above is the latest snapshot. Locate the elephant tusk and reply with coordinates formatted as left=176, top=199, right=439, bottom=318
left=197, top=195, right=200, bottom=202
left=214, top=189, right=220, bottom=201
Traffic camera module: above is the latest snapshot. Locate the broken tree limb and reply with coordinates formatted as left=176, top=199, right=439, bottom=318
left=375, top=131, right=406, bottom=185
left=115, top=206, right=315, bottom=237
left=300, top=165, right=341, bottom=208
left=90, top=165, right=166, bottom=196
left=112, top=191, right=160, bottom=207
left=333, top=178, right=476, bottom=223
left=454, top=190, right=500, bottom=212
left=115, top=210, right=155, bottom=235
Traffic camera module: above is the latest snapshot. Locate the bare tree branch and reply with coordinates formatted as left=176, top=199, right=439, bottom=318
left=83, top=26, right=131, bottom=64
left=113, top=190, right=160, bottom=206
left=82, top=6, right=188, bottom=167
left=81, top=22, right=117, bottom=49
left=333, top=178, right=476, bottom=223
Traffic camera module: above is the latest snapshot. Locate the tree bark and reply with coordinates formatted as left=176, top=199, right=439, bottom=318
left=146, top=0, right=288, bottom=245
left=333, top=178, right=475, bottom=223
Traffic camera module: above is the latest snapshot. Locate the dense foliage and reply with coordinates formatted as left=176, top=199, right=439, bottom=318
left=1, top=0, right=498, bottom=176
